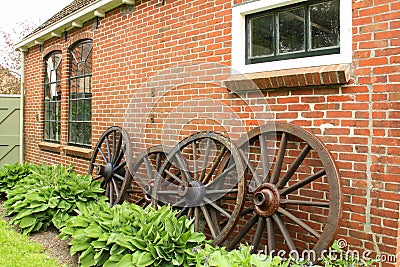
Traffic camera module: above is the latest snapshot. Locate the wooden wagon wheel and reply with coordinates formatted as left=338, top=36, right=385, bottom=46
left=119, top=145, right=169, bottom=207
left=88, top=126, right=132, bottom=207
left=152, top=131, right=245, bottom=246
left=225, top=122, right=341, bottom=258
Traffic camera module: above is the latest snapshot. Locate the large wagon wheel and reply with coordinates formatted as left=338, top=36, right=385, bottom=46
left=152, top=131, right=245, bottom=246
left=226, top=122, right=341, bottom=258
left=119, top=145, right=169, bottom=207
left=88, top=126, right=132, bottom=207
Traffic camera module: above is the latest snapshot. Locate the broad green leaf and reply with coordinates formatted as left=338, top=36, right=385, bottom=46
left=19, top=216, right=37, bottom=229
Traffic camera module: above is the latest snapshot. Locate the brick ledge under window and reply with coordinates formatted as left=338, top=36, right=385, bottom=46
left=38, top=142, right=63, bottom=154
left=63, top=146, right=93, bottom=159
left=225, top=64, right=351, bottom=91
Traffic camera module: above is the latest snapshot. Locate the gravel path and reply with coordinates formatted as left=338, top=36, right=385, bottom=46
left=0, top=201, right=79, bottom=267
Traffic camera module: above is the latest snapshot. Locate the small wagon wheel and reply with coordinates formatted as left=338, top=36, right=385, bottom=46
left=226, top=122, right=341, bottom=257
left=119, top=145, right=169, bottom=207
left=152, top=131, right=245, bottom=246
left=88, top=126, right=132, bottom=207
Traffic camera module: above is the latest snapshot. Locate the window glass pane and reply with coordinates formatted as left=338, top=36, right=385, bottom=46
left=83, top=123, right=91, bottom=146
left=85, top=77, right=91, bottom=93
left=44, top=122, right=50, bottom=140
left=69, top=40, right=92, bottom=146
left=310, top=0, right=339, bottom=50
left=85, top=54, right=92, bottom=74
left=44, top=84, right=51, bottom=100
left=69, top=122, right=76, bottom=144
left=278, top=7, right=305, bottom=54
left=84, top=99, right=92, bottom=121
left=44, top=102, right=49, bottom=121
left=82, top=43, right=92, bottom=63
left=70, top=100, right=77, bottom=121
left=78, top=77, right=85, bottom=95
left=250, top=14, right=274, bottom=58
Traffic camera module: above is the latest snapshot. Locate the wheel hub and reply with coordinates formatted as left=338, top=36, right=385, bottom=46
left=144, top=180, right=155, bottom=202
left=95, top=163, right=114, bottom=181
left=178, top=180, right=205, bottom=206
left=253, top=183, right=280, bottom=217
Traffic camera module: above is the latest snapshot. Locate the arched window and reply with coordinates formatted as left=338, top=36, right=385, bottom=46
left=68, top=39, right=92, bottom=147
left=44, top=51, right=62, bottom=142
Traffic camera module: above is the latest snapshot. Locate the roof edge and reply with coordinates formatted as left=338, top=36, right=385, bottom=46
left=15, top=0, right=132, bottom=51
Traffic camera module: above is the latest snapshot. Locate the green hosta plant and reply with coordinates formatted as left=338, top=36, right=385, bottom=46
left=60, top=202, right=206, bottom=267
left=188, top=244, right=287, bottom=267
left=0, top=162, right=32, bottom=197
left=3, top=164, right=106, bottom=235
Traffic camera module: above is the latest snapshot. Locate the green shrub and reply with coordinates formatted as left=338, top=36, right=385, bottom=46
left=60, top=202, right=206, bottom=267
left=3, top=164, right=106, bottom=234
left=0, top=162, right=32, bottom=197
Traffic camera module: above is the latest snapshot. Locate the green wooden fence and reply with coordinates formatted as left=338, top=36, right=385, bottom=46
left=0, top=95, right=20, bottom=167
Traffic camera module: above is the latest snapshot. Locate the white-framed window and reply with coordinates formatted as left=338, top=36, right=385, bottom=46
left=232, top=0, right=352, bottom=74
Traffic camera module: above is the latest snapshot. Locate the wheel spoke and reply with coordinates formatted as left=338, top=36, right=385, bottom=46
left=199, top=138, right=212, bottom=182
left=272, top=213, right=296, bottom=251
left=113, top=132, right=123, bottom=164
left=114, top=161, right=127, bottom=172
left=202, top=146, right=227, bottom=184
left=192, top=141, right=198, bottom=180
left=156, top=152, right=162, bottom=171
left=105, top=135, right=112, bottom=162
left=227, top=215, right=258, bottom=250
left=205, top=163, right=235, bottom=189
left=164, top=169, right=184, bottom=184
left=270, top=133, right=288, bottom=184
left=205, top=189, right=238, bottom=195
left=204, top=197, right=231, bottom=218
left=278, top=207, right=320, bottom=239
left=98, top=147, right=108, bottom=163
left=276, top=144, right=311, bottom=189
left=259, top=133, right=270, bottom=183
left=156, top=190, right=179, bottom=195
left=266, top=217, right=276, bottom=252
left=111, top=178, right=121, bottom=200
left=112, top=131, right=116, bottom=162
left=143, top=156, right=154, bottom=180
left=280, top=169, right=326, bottom=196
left=171, top=198, right=186, bottom=207
left=280, top=199, right=330, bottom=207
left=252, top=217, right=266, bottom=252
left=176, top=207, right=189, bottom=218
left=109, top=181, right=114, bottom=205
left=113, top=173, right=125, bottom=182
left=200, top=205, right=218, bottom=240
left=93, top=175, right=103, bottom=181
left=114, top=144, right=126, bottom=167
left=175, top=153, right=193, bottom=183
left=194, top=207, right=200, bottom=232
left=240, top=148, right=263, bottom=188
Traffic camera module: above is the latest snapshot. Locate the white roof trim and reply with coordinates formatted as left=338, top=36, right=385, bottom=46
left=15, top=0, right=125, bottom=50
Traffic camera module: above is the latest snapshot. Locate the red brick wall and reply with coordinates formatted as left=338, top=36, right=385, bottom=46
left=23, top=0, right=399, bottom=264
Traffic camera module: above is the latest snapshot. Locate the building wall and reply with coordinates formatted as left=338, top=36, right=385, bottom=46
left=23, top=0, right=400, bottom=264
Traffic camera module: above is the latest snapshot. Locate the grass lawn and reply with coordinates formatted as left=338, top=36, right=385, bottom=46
left=0, top=218, right=62, bottom=267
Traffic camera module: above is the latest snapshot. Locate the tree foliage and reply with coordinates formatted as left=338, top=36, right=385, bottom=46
left=0, top=20, right=38, bottom=94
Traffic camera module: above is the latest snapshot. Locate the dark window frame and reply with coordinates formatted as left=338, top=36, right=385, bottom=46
left=245, top=0, right=340, bottom=64
left=43, top=51, right=62, bottom=143
left=68, top=39, right=93, bottom=148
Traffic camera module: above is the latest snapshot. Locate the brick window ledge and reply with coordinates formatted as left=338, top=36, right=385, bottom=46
left=63, top=146, right=93, bottom=159
left=38, top=142, right=63, bottom=153
left=224, top=64, right=351, bottom=91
